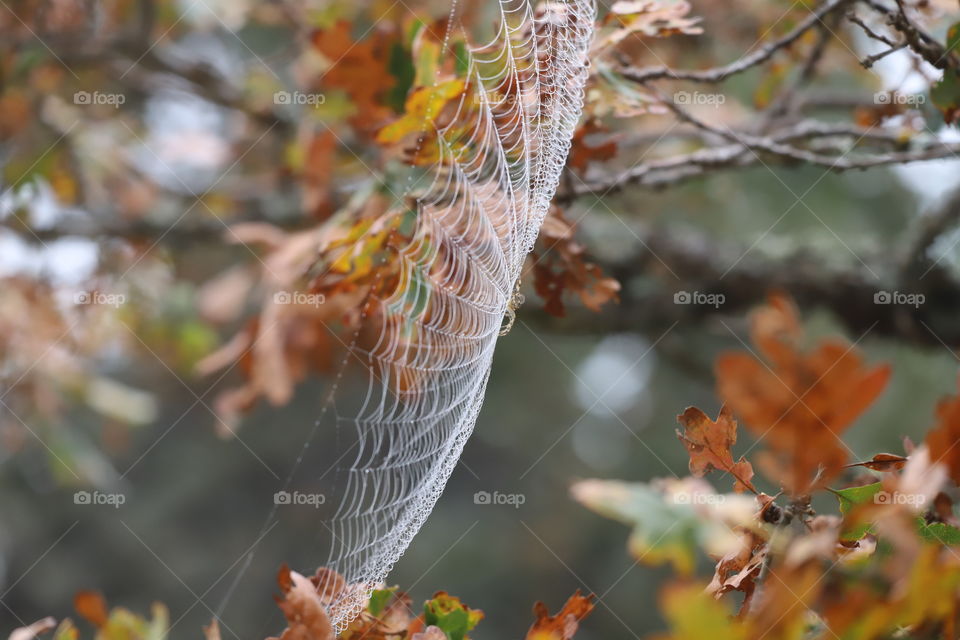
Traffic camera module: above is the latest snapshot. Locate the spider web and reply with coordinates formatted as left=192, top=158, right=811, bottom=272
left=319, top=0, right=595, bottom=629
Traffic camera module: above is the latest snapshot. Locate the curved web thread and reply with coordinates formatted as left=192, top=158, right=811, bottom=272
left=323, top=0, right=594, bottom=628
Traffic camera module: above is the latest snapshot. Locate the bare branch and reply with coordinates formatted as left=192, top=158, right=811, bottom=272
left=616, top=0, right=853, bottom=84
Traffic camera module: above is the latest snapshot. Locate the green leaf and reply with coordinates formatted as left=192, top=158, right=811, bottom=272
left=834, top=483, right=960, bottom=545
left=423, top=593, right=482, bottom=640
left=834, top=482, right=883, bottom=514
left=834, top=482, right=882, bottom=541
left=386, top=42, right=415, bottom=113
left=571, top=478, right=756, bottom=576
left=368, top=587, right=397, bottom=616
left=931, top=72, right=960, bottom=123
left=918, top=521, right=960, bottom=545
left=931, top=22, right=960, bottom=124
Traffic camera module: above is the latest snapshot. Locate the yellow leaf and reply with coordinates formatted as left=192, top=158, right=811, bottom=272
left=377, top=80, right=466, bottom=144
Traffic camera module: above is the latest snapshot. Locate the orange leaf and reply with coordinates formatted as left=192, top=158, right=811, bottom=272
left=74, top=591, right=108, bottom=628
left=925, top=374, right=960, bottom=485
left=568, top=121, right=618, bottom=172
left=676, top=405, right=756, bottom=493
left=717, top=293, right=890, bottom=495
left=843, top=453, right=908, bottom=472
left=311, top=21, right=398, bottom=133
left=268, top=570, right=336, bottom=640
left=526, top=591, right=594, bottom=640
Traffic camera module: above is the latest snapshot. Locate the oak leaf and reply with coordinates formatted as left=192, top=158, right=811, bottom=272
left=532, top=208, right=619, bottom=317
left=924, top=374, right=960, bottom=485
left=268, top=567, right=336, bottom=640
left=676, top=405, right=756, bottom=493
left=717, top=293, right=890, bottom=495
left=311, top=21, right=398, bottom=132
left=526, top=591, right=594, bottom=640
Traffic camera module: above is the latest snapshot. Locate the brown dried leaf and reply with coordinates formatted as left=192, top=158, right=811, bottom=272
left=532, top=208, right=620, bottom=317
left=526, top=591, right=594, bottom=640
left=268, top=569, right=336, bottom=640
left=843, top=453, right=908, bottom=472
left=677, top=405, right=756, bottom=493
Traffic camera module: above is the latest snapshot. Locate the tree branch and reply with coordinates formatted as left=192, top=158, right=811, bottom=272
left=616, top=0, right=854, bottom=84
left=528, top=220, right=960, bottom=349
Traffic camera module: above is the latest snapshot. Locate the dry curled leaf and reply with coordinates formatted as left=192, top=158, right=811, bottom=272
left=268, top=567, right=336, bottom=640
left=677, top=405, right=756, bottom=493
left=526, top=591, right=595, bottom=639
left=843, top=453, right=908, bottom=472
left=707, top=528, right=767, bottom=615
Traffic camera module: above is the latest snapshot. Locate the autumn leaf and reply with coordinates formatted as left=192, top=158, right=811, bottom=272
left=746, top=561, right=823, bottom=640
left=924, top=374, right=960, bottom=485
left=70, top=592, right=168, bottom=640
left=594, top=0, right=703, bottom=52
left=706, top=529, right=766, bottom=614
left=568, top=120, right=618, bottom=172
left=422, top=592, right=483, bottom=640
left=843, top=453, right=908, bottom=472
left=73, top=592, right=108, bottom=628
left=676, top=405, right=756, bottom=493
left=532, top=208, right=619, bottom=317
left=653, top=582, right=745, bottom=640
left=572, top=477, right=759, bottom=576
left=268, top=567, right=336, bottom=640
left=717, top=293, right=890, bottom=495
left=526, top=591, right=594, bottom=640
left=311, top=21, right=399, bottom=132
left=931, top=23, right=960, bottom=125
left=376, top=79, right=466, bottom=145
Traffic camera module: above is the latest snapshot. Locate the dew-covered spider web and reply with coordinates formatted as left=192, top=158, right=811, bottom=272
left=320, top=0, right=594, bottom=628
left=222, top=0, right=594, bottom=631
